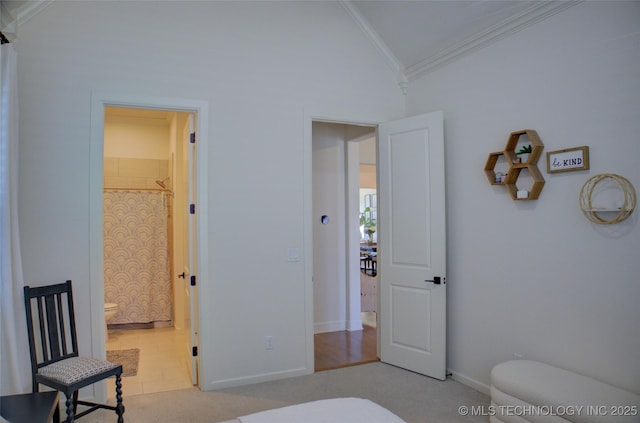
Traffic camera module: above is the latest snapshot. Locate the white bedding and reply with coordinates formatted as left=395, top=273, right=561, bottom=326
left=237, top=397, right=406, bottom=423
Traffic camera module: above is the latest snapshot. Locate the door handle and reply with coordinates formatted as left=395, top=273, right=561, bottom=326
left=424, top=276, right=444, bottom=285
left=178, top=272, right=186, bottom=279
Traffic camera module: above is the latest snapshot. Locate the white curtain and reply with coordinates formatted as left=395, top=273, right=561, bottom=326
left=0, top=43, right=30, bottom=395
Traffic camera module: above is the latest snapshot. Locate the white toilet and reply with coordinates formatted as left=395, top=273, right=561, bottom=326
left=104, top=303, right=119, bottom=337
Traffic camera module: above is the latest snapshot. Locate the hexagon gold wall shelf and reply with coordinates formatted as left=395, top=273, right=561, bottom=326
left=484, top=129, right=545, bottom=200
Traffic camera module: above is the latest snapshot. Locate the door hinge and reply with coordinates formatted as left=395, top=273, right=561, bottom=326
left=190, top=275, right=196, bottom=287
left=192, top=346, right=198, bottom=356
left=190, top=203, right=195, bottom=214
left=190, top=132, right=196, bottom=143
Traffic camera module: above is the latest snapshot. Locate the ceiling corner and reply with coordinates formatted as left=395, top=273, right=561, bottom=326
left=340, top=1, right=408, bottom=94
left=1, top=0, right=54, bottom=39
left=17, top=0, right=54, bottom=25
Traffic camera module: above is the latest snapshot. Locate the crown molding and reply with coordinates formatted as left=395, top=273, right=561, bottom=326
left=404, top=1, right=581, bottom=81
left=340, top=1, right=408, bottom=95
left=342, top=0, right=580, bottom=89
left=0, top=0, right=55, bottom=39
left=17, top=1, right=55, bottom=25
left=18, top=0, right=54, bottom=26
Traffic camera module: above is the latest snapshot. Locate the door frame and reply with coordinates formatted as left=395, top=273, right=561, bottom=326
left=304, top=111, right=379, bottom=372
left=89, top=93, right=209, bottom=400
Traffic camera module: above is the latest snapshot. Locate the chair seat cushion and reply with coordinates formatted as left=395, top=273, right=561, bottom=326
left=39, top=356, right=119, bottom=385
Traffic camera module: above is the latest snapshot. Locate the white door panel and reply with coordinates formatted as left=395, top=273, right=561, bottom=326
left=378, top=111, right=446, bottom=380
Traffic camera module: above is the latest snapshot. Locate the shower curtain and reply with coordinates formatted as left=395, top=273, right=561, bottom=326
left=104, top=190, right=172, bottom=325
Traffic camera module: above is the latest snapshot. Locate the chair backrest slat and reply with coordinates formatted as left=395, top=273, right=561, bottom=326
left=55, top=292, right=69, bottom=356
left=44, top=293, right=61, bottom=359
left=65, top=281, right=79, bottom=353
left=35, top=297, right=49, bottom=362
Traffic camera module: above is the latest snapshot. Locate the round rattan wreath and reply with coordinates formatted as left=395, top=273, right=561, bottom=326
left=579, top=173, right=636, bottom=224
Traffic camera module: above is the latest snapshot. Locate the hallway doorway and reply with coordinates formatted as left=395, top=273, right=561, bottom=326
left=311, top=121, right=378, bottom=371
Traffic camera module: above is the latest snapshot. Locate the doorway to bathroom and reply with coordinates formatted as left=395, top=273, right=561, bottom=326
left=102, top=106, right=196, bottom=396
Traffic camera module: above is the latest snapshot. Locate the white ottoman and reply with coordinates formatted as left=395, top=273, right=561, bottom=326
left=490, top=360, right=640, bottom=423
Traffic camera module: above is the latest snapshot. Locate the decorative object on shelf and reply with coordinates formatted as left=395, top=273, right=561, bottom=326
left=485, top=152, right=507, bottom=185
left=516, top=144, right=532, bottom=155
left=513, top=144, right=532, bottom=163
left=579, top=173, right=636, bottom=224
left=547, top=146, right=589, bottom=173
left=484, top=129, right=545, bottom=200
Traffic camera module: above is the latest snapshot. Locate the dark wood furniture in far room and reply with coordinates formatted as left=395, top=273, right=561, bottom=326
left=360, top=243, right=377, bottom=276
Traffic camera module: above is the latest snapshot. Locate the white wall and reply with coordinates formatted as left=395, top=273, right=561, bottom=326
left=359, top=137, right=376, bottom=166
left=104, top=114, right=170, bottom=159
left=16, top=1, right=404, bottom=392
left=312, top=122, right=348, bottom=333
left=406, top=2, right=640, bottom=393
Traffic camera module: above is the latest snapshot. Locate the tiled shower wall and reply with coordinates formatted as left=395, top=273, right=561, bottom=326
left=104, top=157, right=170, bottom=189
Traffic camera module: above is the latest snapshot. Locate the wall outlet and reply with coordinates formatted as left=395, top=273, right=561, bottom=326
left=264, top=335, right=274, bottom=350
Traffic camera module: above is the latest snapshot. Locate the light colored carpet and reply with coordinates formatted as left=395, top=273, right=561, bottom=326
left=81, top=362, right=489, bottom=422
left=106, top=348, right=140, bottom=377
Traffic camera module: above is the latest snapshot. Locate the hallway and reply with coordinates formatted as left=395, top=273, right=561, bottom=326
left=314, top=312, right=378, bottom=371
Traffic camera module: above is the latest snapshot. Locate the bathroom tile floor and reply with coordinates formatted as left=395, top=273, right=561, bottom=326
left=105, top=326, right=194, bottom=399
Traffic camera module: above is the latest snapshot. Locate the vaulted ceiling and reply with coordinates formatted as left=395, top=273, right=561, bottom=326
left=346, top=1, right=578, bottom=83
left=2, top=0, right=579, bottom=86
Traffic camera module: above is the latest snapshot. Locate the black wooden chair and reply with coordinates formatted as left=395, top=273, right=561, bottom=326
left=24, top=280, right=124, bottom=422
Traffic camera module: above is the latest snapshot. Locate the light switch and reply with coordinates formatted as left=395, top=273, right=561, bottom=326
left=287, top=248, right=300, bottom=262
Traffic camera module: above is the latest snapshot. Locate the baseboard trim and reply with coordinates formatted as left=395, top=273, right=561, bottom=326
left=346, top=318, right=364, bottom=332
left=447, top=368, right=491, bottom=395
left=314, top=316, right=365, bottom=333
left=204, top=367, right=311, bottom=391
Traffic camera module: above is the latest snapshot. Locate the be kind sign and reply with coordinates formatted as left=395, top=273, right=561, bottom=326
left=547, top=146, right=590, bottom=173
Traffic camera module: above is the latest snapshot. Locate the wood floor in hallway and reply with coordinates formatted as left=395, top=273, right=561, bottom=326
left=314, top=319, right=378, bottom=372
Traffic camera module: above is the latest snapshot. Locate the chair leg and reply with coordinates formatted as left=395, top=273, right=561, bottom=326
left=64, top=394, right=75, bottom=423
left=115, top=373, right=125, bottom=422
left=72, top=390, right=79, bottom=414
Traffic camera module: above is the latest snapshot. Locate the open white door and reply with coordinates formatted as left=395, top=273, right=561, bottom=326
left=182, top=113, right=199, bottom=385
left=378, top=111, right=446, bottom=380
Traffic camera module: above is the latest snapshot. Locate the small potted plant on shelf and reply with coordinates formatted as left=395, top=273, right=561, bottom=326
left=513, top=144, right=532, bottom=163
left=360, top=207, right=377, bottom=245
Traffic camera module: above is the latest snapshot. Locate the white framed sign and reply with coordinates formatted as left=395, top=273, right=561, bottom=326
left=547, top=146, right=590, bottom=173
